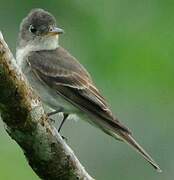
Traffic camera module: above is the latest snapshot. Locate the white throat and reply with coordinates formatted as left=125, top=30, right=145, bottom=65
left=16, top=35, right=59, bottom=67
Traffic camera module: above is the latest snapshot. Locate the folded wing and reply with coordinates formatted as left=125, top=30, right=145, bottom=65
left=28, top=47, right=130, bottom=134
left=27, top=47, right=161, bottom=171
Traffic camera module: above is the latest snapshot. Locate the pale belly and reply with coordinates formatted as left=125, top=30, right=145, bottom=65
left=21, top=64, right=114, bottom=138
left=17, top=50, right=104, bottom=131
left=24, top=66, right=80, bottom=114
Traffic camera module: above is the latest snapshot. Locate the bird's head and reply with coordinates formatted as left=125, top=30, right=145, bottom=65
left=18, top=8, right=64, bottom=49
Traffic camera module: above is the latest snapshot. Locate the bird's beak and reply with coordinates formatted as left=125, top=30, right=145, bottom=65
left=48, top=27, right=64, bottom=36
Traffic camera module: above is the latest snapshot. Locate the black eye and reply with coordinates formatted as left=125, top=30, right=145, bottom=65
left=49, top=26, right=53, bottom=32
left=29, top=25, right=37, bottom=33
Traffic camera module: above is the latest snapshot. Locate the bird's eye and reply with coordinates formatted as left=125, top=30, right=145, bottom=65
left=29, top=25, right=37, bottom=33
left=49, top=26, right=53, bottom=32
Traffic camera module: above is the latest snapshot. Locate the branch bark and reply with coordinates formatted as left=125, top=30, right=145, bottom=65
left=0, top=32, right=94, bottom=180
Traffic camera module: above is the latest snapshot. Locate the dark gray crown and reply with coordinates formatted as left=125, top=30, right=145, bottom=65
left=18, top=9, right=57, bottom=45
left=25, top=9, right=56, bottom=29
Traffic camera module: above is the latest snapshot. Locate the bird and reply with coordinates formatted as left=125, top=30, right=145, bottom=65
left=16, top=8, right=161, bottom=172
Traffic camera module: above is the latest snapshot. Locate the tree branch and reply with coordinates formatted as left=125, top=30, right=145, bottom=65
left=0, top=32, right=94, bottom=180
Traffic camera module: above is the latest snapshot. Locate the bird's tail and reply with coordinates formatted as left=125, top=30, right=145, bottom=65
left=111, top=129, right=162, bottom=172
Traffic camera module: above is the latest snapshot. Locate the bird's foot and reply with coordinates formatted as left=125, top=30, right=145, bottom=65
left=47, top=108, right=63, bottom=117
left=49, top=118, right=55, bottom=124
left=61, top=135, right=68, bottom=142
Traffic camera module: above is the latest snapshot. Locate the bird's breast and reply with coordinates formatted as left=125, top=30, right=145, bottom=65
left=16, top=49, right=79, bottom=114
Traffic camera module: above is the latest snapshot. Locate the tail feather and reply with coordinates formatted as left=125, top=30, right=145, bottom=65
left=113, top=130, right=162, bottom=172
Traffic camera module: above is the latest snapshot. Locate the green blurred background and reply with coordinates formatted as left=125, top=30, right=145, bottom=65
left=0, top=0, right=173, bottom=179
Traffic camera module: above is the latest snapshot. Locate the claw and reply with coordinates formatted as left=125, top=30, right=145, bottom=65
left=61, top=135, right=68, bottom=142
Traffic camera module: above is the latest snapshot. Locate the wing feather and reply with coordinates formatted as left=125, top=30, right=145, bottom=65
left=28, top=47, right=130, bottom=133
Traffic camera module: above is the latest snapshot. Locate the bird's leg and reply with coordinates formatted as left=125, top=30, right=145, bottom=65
left=47, top=108, right=63, bottom=124
left=47, top=107, right=63, bottom=117
left=58, top=113, right=69, bottom=133
left=58, top=113, right=69, bottom=141
left=48, top=109, right=69, bottom=139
